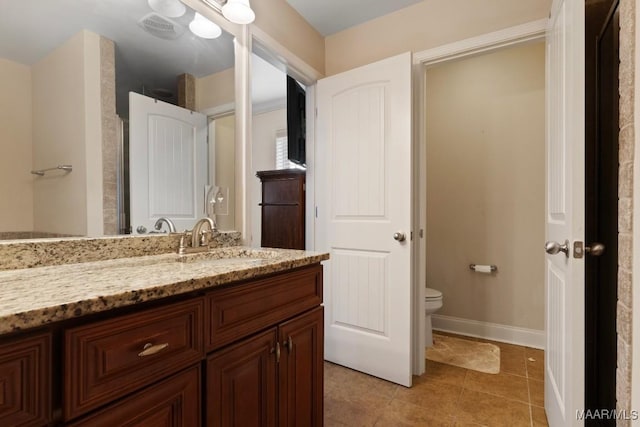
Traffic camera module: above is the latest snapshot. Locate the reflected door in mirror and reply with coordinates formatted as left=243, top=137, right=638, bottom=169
left=129, top=93, right=207, bottom=234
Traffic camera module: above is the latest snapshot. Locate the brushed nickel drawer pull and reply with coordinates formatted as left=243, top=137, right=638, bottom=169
left=138, top=342, right=169, bottom=357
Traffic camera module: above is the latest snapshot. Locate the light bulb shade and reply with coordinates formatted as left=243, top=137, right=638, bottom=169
left=148, top=0, right=186, bottom=18
left=222, top=0, right=255, bottom=25
left=189, top=12, right=222, bottom=39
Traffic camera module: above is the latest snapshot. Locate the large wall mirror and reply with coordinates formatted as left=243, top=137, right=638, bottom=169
left=0, top=0, right=237, bottom=240
left=248, top=40, right=310, bottom=248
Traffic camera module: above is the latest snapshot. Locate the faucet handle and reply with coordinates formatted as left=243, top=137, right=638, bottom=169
left=178, top=231, right=190, bottom=255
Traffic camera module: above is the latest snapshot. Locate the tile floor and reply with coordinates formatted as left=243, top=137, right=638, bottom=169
left=324, top=333, right=548, bottom=427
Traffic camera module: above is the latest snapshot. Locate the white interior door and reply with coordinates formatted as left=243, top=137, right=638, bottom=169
left=316, top=52, right=413, bottom=387
left=545, top=0, right=585, bottom=425
left=129, top=92, right=207, bottom=234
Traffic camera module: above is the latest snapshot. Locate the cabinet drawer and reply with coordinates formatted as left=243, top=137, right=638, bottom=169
left=207, top=264, right=322, bottom=351
left=0, top=332, right=50, bottom=427
left=64, top=298, right=204, bottom=420
left=262, top=178, right=303, bottom=204
left=69, top=365, right=201, bottom=427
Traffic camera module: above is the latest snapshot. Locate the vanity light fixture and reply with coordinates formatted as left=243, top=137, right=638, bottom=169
left=189, top=12, right=222, bottom=39
left=147, top=0, right=186, bottom=18
left=221, top=0, right=255, bottom=25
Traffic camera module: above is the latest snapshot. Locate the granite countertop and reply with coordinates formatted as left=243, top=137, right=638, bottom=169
left=0, top=246, right=329, bottom=335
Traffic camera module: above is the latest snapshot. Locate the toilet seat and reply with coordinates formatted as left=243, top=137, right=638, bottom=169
left=425, top=287, right=442, bottom=300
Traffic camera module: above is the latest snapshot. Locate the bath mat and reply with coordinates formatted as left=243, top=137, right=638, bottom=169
left=426, top=333, right=500, bottom=374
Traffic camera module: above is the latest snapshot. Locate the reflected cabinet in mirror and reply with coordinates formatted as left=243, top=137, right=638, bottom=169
left=0, top=0, right=237, bottom=240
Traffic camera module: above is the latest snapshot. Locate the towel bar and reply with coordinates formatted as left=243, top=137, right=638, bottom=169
left=31, top=165, right=73, bottom=176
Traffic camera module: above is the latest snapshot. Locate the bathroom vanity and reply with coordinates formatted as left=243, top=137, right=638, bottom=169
left=0, top=237, right=328, bottom=426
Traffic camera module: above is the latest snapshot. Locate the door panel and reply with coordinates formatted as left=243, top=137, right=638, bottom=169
left=545, top=0, right=585, bottom=424
left=278, top=307, right=324, bottom=427
left=129, top=92, right=207, bottom=234
left=585, top=0, right=619, bottom=417
left=317, top=52, right=413, bottom=387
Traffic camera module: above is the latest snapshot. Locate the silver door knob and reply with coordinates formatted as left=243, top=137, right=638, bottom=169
left=393, top=232, right=406, bottom=242
left=585, top=242, right=605, bottom=256
left=545, top=240, right=569, bottom=257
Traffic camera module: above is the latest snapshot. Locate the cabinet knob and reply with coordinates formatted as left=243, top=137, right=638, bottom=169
left=284, top=336, right=293, bottom=353
left=137, top=342, right=169, bottom=357
left=271, top=342, right=281, bottom=362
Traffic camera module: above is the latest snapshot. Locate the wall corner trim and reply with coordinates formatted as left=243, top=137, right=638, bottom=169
left=413, top=19, right=547, bottom=66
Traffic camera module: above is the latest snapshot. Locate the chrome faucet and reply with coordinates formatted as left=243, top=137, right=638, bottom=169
left=191, top=217, right=216, bottom=248
left=154, top=217, right=176, bottom=233
left=176, top=217, right=217, bottom=255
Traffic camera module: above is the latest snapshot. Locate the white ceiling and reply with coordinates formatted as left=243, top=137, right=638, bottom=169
left=285, top=0, right=423, bottom=36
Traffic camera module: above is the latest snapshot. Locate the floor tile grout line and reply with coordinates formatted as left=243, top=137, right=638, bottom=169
left=527, top=374, right=534, bottom=427
left=460, top=383, right=532, bottom=406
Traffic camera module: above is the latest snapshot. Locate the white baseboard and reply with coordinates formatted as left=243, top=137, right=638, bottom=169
left=431, top=314, right=545, bottom=349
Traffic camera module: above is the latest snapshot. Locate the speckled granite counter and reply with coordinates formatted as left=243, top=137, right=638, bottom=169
left=0, top=246, right=329, bottom=335
left=0, top=232, right=242, bottom=271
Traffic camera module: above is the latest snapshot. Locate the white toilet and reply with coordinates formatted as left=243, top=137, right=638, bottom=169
left=425, top=288, right=443, bottom=347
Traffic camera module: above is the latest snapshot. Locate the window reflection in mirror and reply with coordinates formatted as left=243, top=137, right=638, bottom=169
left=0, top=0, right=235, bottom=240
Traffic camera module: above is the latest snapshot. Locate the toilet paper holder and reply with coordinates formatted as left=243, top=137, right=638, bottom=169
left=469, top=264, right=498, bottom=272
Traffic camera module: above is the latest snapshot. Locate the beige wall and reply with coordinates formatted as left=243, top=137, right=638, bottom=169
left=426, top=42, right=545, bottom=330
left=0, top=58, right=33, bottom=231
left=250, top=108, right=286, bottom=247
left=32, top=30, right=103, bottom=236
left=196, top=67, right=235, bottom=112
left=252, top=0, right=325, bottom=75
left=325, top=0, right=551, bottom=75
left=213, top=114, right=236, bottom=231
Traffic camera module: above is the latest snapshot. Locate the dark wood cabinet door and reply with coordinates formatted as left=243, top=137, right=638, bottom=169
left=0, top=332, right=51, bottom=427
left=257, top=169, right=305, bottom=250
left=261, top=205, right=304, bottom=250
left=278, top=307, right=324, bottom=427
left=207, top=328, right=278, bottom=427
left=69, top=366, right=201, bottom=427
